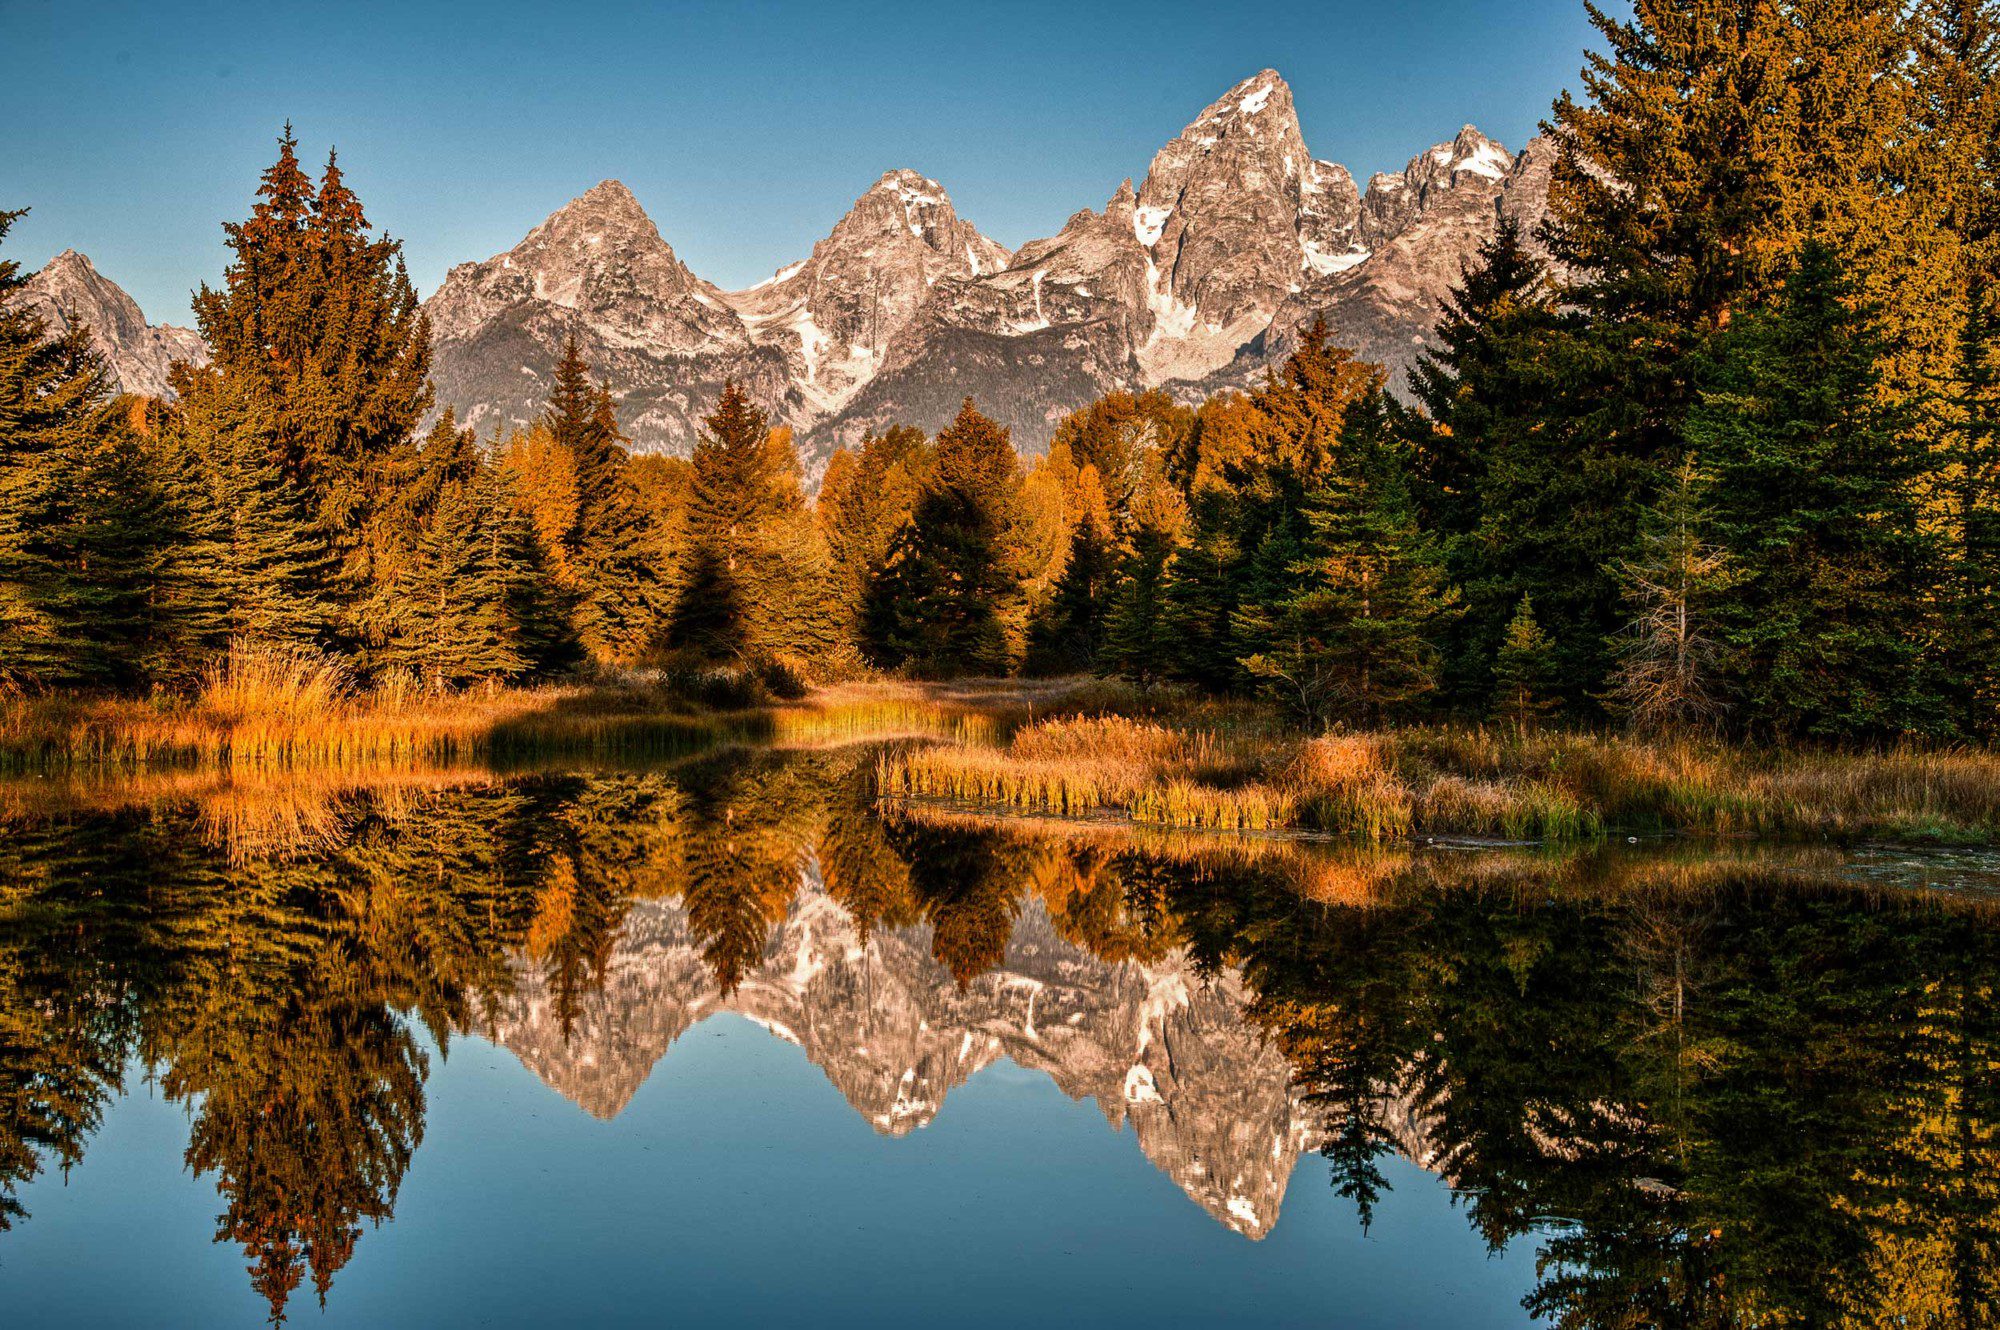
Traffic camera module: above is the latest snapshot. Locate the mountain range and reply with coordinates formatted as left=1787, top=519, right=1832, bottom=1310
left=476, top=866, right=1442, bottom=1240
left=18, top=69, right=1552, bottom=476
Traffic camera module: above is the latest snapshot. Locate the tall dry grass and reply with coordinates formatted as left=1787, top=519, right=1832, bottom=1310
left=878, top=713, right=2000, bottom=847
left=0, top=650, right=1044, bottom=776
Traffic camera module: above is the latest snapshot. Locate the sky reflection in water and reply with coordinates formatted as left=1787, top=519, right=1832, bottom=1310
left=1, top=746, right=1996, bottom=1327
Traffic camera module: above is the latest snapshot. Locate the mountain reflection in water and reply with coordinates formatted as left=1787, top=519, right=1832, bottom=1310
left=2, top=746, right=1998, bottom=1327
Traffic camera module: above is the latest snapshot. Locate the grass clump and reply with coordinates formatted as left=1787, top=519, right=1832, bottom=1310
left=877, top=706, right=2000, bottom=848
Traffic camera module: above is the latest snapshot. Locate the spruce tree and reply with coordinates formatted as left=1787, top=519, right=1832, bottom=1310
left=817, top=424, right=929, bottom=626
left=367, top=413, right=526, bottom=688
left=1102, top=478, right=1188, bottom=687
left=1530, top=0, right=1931, bottom=714
left=1605, top=457, right=1739, bottom=736
left=670, top=380, right=811, bottom=665
left=1402, top=217, right=1564, bottom=705
left=161, top=364, right=338, bottom=655
left=862, top=400, right=1021, bottom=676
left=1406, top=217, right=1551, bottom=542
left=1161, top=323, right=1378, bottom=694
left=1911, top=0, right=2000, bottom=734
left=1490, top=596, right=1560, bottom=731
left=382, top=466, right=524, bottom=689
left=0, top=218, right=178, bottom=691
left=1688, top=245, right=1945, bottom=740
left=1024, top=475, right=1114, bottom=676
left=1947, top=280, right=2000, bottom=735
left=186, top=128, right=432, bottom=635
left=1240, top=391, right=1455, bottom=728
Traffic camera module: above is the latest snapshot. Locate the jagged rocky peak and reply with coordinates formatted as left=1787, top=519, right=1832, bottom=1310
left=17, top=249, right=208, bottom=399
left=433, top=178, right=748, bottom=353
left=1125, top=68, right=1366, bottom=384
left=1358, top=124, right=1515, bottom=247
left=848, top=168, right=1011, bottom=274
left=724, top=168, right=1011, bottom=418
left=423, top=178, right=791, bottom=454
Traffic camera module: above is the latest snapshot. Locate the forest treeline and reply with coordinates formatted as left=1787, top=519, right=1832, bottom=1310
left=2, top=0, right=1997, bottom=742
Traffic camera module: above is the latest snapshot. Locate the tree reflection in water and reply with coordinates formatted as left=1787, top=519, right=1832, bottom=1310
left=0, top=750, right=1996, bottom=1325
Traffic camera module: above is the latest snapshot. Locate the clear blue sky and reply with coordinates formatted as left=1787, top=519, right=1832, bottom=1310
left=1, top=0, right=1606, bottom=324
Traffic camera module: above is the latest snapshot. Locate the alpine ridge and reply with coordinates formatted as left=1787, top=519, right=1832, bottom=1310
left=420, top=68, right=1554, bottom=471
left=31, top=69, right=1558, bottom=473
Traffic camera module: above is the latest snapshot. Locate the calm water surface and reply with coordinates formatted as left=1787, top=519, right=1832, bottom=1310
left=1, top=745, right=1996, bottom=1327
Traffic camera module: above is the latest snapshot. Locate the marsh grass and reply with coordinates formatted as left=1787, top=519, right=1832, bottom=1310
left=879, top=712, right=2000, bottom=847
left=0, top=649, right=1028, bottom=776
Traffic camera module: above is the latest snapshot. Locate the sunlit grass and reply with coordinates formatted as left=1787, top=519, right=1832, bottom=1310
left=878, top=710, right=2000, bottom=847
left=0, top=648, right=1026, bottom=773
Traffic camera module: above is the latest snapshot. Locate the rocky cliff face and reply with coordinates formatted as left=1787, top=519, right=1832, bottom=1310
left=424, top=180, right=793, bottom=449
left=38, top=69, right=1557, bottom=467
left=1213, top=131, right=1550, bottom=396
left=16, top=250, right=207, bottom=398
left=425, top=69, right=1555, bottom=470
left=725, top=170, right=1012, bottom=421
left=811, top=69, right=1380, bottom=460
left=480, top=870, right=1323, bottom=1239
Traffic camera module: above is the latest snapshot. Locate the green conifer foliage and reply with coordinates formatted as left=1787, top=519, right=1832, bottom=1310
left=186, top=128, right=432, bottom=632
left=1689, top=245, right=1946, bottom=740
left=862, top=400, right=1022, bottom=676
left=1491, top=596, right=1560, bottom=731
left=1101, top=486, right=1186, bottom=688
left=818, top=425, right=930, bottom=626
left=1240, top=391, right=1456, bottom=729
left=0, top=217, right=180, bottom=690
left=1402, top=217, right=1563, bottom=704
left=368, top=414, right=526, bottom=688
left=1024, top=499, right=1114, bottom=676
left=1948, top=281, right=2000, bottom=735
left=160, top=363, right=337, bottom=655
left=671, top=380, right=824, bottom=667
left=1160, top=322, right=1378, bottom=694
left=540, top=344, right=667, bottom=665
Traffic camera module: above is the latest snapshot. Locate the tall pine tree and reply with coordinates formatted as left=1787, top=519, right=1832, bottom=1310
left=863, top=400, right=1022, bottom=676
left=0, top=211, right=180, bottom=690
left=1240, top=390, right=1456, bottom=729
left=1689, top=245, right=1945, bottom=740
left=183, top=128, right=432, bottom=642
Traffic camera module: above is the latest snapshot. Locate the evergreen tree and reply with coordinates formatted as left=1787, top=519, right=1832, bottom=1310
left=1530, top=0, right=1929, bottom=711
left=1688, top=245, right=1945, bottom=740
left=817, top=424, right=929, bottom=626
left=161, top=363, right=337, bottom=656
left=1490, top=596, right=1559, bottom=731
left=1024, top=471, right=1114, bottom=676
left=1101, top=478, right=1188, bottom=687
left=670, top=380, right=823, bottom=667
left=1946, top=280, right=2000, bottom=736
left=1911, top=1, right=2000, bottom=734
left=186, top=128, right=432, bottom=634
left=1605, top=457, right=1738, bottom=736
left=1406, top=217, right=1551, bottom=543
left=1161, top=322, right=1378, bottom=694
left=1402, top=218, right=1564, bottom=705
left=0, top=218, right=180, bottom=689
left=369, top=414, right=525, bottom=688
left=1240, top=391, right=1456, bottom=728
left=862, top=400, right=1022, bottom=676
left=543, top=340, right=667, bottom=665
